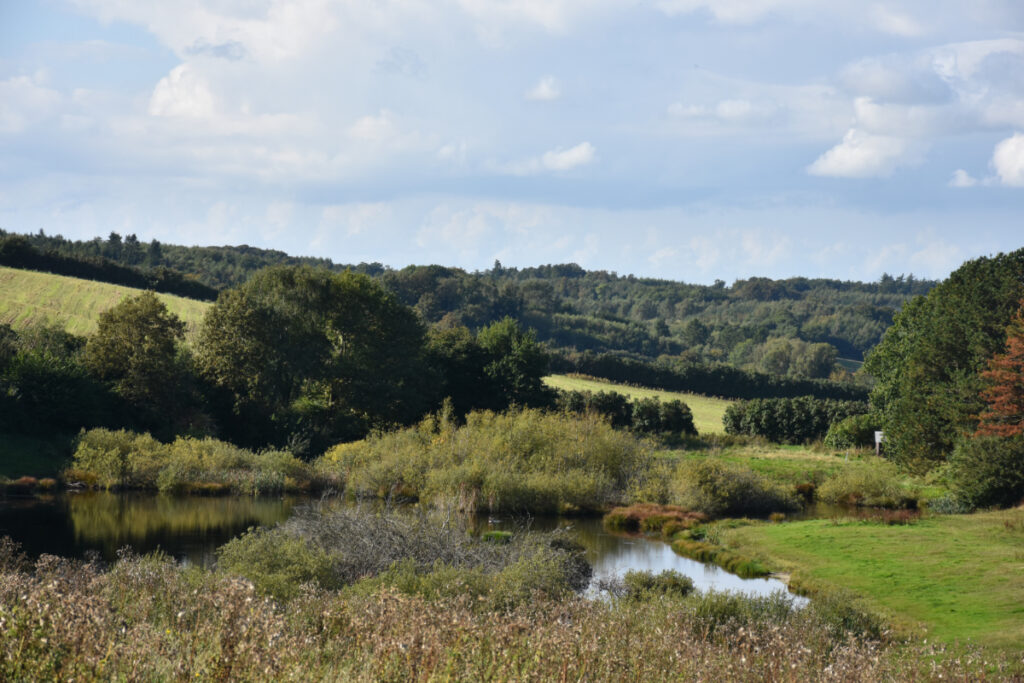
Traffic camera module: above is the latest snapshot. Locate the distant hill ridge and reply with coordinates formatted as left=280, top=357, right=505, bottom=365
left=1, top=230, right=935, bottom=371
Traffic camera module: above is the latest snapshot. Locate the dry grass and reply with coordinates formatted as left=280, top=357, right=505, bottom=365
left=0, top=541, right=1014, bottom=681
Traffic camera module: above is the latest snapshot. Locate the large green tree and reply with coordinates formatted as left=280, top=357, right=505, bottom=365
left=196, top=266, right=429, bottom=451
left=84, top=292, right=185, bottom=415
left=865, top=249, right=1024, bottom=472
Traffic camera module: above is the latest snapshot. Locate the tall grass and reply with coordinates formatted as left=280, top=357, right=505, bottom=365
left=318, top=408, right=651, bottom=513
left=0, top=537, right=1010, bottom=681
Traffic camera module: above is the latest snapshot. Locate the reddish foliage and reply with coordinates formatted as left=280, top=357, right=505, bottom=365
left=976, top=301, right=1024, bottom=437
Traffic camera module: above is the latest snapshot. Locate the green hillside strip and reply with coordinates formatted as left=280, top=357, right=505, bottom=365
left=0, top=266, right=210, bottom=339
left=543, top=373, right=733, bottom=434
left=721, top=510, right=1024, bottom=651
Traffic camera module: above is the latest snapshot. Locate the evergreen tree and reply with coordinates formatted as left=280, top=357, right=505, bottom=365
left=976, top=301, right=1024, bottom=438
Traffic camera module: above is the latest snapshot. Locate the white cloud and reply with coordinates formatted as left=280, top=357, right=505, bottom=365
left=526, top=75, right=561, bottom=101
left=541, top=142, right=596, bottom=170
left=656, top=0, right=811, bottom=24
left=949, top=169, right=977, bottom=187
left=808, top=128, right=919, bottom=178
left=991, top=132, right=1024, bottom=186
left=149, top=64, right=216, bottom=118
left=502, top=141, right=596, bottom=175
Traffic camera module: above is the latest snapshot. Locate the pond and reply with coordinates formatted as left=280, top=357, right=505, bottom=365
left=0, top=491, right=799, bottom=600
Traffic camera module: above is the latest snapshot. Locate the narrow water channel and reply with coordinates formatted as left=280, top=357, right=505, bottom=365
left=0, top=492, right=797, bottom=599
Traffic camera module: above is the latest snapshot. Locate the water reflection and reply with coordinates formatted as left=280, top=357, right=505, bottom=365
left=0, top=493, right=799, bottom=600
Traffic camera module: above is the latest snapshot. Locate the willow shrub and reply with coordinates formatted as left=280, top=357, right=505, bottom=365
left=318, top=408, right=652, bottom=513
left=817, top=462, right=918, bottom=508
left=68, top=428, right=316, bottom=494
left=671, top=459, right=800, bottom=517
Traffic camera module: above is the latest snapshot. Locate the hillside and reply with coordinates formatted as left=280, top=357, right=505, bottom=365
left=0, top=266, right=210, bottom=339
left=6, top=231, right=934, bottom=372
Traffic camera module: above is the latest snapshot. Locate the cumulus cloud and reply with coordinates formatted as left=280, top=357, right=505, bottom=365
left=808, top=128, right=919, bottom=178
left=526, top=76, right=561, bottom=101
left=991, top=132, right=1024, bottom=186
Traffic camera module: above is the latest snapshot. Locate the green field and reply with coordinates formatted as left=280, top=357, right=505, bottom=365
left=544, top=373, right=733, bottom=435
left=721, top=509, right=1024, bottom=651
left=0, top=266, right=210, bottom=339
left=668, top=443, right=874, bottom=485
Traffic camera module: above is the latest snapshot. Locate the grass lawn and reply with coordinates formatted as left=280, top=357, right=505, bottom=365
left=543, top=373, right=733, bottom=435
left=0, top=432, right=75, bottom=478
left=721, top=509, right=1024, bottom=651
left=0, top=266, right=211, bottom=341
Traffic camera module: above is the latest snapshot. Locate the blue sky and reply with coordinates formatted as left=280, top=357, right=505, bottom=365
left=2, top=0, right=1024, bottom=283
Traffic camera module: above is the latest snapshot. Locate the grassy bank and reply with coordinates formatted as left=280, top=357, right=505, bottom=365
left=544, top=373, right=733, bottom=434
left=0, top=265, right=210, bottom=340
left=719, top=509, right=1024, bottom=651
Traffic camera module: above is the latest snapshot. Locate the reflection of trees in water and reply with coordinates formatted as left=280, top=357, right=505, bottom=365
left=68, top=493, right=295, bottom=545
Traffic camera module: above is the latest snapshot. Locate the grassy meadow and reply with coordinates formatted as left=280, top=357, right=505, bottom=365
left=719, top=509, right=1024, bottom=651
left=544, top=373, right=733, bottom=434
left=0, top=266, right=210, bottom=340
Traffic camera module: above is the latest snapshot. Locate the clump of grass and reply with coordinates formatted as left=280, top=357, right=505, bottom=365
left=318, top=408, right=651, bottom=514
left=818, top=463, right=918, bottom=509
left=603, top=503, right=706, bottom=533
left=671, top=459, right=800, bottom=517
left=670, top=537, right=772, bottom=578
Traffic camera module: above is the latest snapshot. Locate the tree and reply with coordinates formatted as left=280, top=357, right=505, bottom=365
left=84, top=292, right=185, bottom=414
left=196, top=266, right=429, bottom=450
left=865, top=249, right=1024, bottom=472
left=975, top=301, right=1024, bottom=437
left=476, top=317, right=554, bottom=409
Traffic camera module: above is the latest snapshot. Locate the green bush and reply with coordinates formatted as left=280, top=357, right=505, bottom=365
left=950, top=435, right=1024, bottom=509
left=217, top=527, right=337, bottom=600
left=817, top=463, right=917, bottom=508
left=824, top=413, right=880, bottom=450
left=621, top=569, right=694, bottom=600
left=671, top=460, right=800, bottom=517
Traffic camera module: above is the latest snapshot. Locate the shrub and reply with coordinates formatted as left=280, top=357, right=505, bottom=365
left=824, top=413, right=880, bottom=451
left=603, top=503, right=705, bottom=533
left=950, top=435, right=1024, bottom=509
left=671, top=460, right=800, bottom=517
left=817, top=463, right=917, bottom=508
left=621, top=569, right=695, bottom=600
left=217, top=526, right=337, bottom=600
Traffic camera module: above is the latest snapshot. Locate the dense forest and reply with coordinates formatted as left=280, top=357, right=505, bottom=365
left=2, top=230, right=934, bottom=377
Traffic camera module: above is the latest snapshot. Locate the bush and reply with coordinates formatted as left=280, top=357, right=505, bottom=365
left=950, top=435, right=1024, bottom=509
left=671, top=460, right=800, bottom=517
left=621, top=569, right=695, bottom=600
left=817, top=463, right=917, bottom=508
left=824, top=413, right=880, bottom=450
left=217, top=527, right=337, bottom=600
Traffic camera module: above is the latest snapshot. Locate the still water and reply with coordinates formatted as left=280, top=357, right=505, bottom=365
left=0, top=491, right=797, bottom=599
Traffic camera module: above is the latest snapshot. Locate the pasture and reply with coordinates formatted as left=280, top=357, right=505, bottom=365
left=544, top=373, right=733, bottom=435
left=0, top=266, right=210, bottom=340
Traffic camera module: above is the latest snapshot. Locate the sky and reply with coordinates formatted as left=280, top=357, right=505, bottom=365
left=2, top=1, right=1024, bottom=284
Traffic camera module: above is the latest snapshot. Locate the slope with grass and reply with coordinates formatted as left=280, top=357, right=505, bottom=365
left=544, top=373, right=733, bottom=435
left=720, top=509, right=1024, bottom=651
left=0, top=266, right=210, bottom=339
